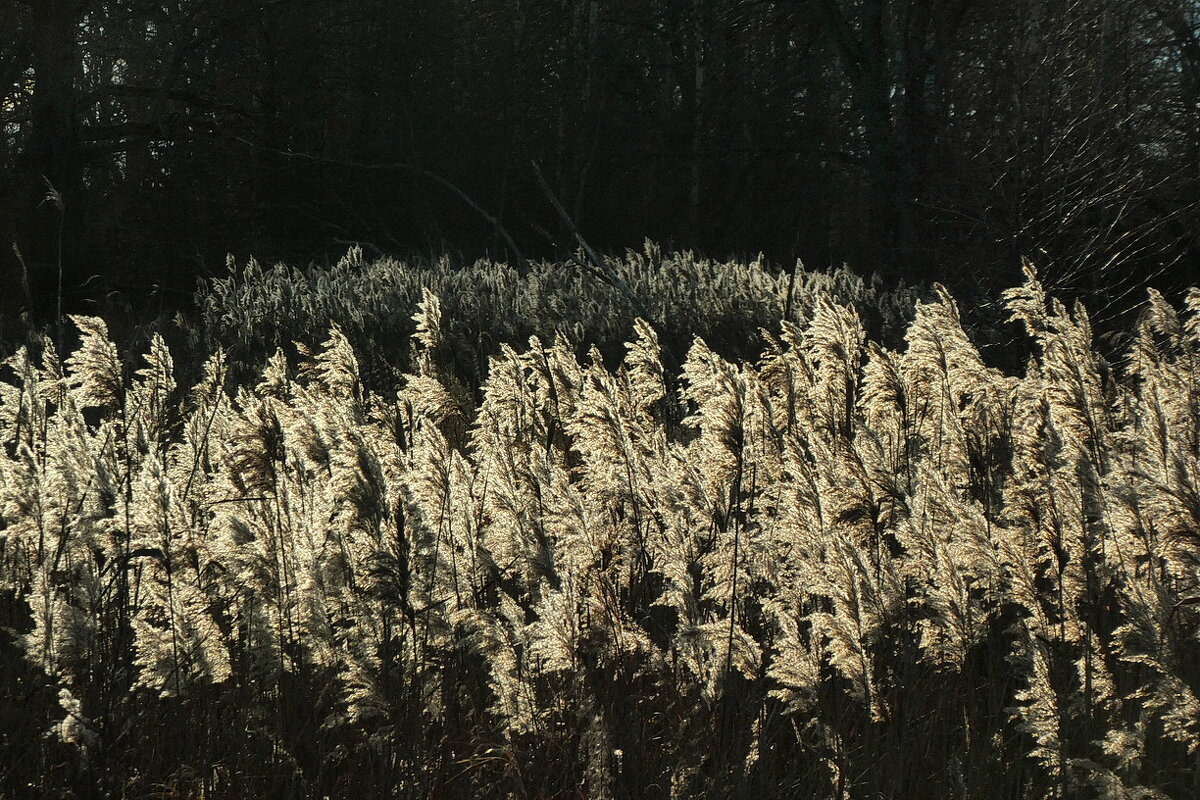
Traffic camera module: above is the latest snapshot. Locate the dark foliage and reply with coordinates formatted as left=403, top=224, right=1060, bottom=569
left=1, top=0, right=1197, bottom=324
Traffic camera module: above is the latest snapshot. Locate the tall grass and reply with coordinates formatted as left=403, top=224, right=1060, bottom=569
left=188, top=244, right=917, bottom=389
left=1, top=268, right=1198, bottom=798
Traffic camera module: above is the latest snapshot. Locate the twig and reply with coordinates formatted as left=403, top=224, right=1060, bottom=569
left=41, top=178, right=66, bottom=353
left=530, top=160, right=677, bottom=365
left=227, top=134, right=526, bottom=270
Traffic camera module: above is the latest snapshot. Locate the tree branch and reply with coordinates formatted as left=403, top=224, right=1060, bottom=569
left=228, top=135, right=526, bottom=270
left=530, top=160, right=676, bottom=365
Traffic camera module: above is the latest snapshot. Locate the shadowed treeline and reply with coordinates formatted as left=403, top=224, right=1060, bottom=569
left=1, top=0, right=1198, bottom=318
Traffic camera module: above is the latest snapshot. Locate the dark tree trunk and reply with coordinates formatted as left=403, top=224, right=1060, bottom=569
left=24, top=0, right=86, bottom=313
left=815, top=0, right=916, bottom=279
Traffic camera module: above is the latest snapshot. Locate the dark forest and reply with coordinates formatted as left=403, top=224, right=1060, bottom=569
left=2, top=0, right=1198, bottom=320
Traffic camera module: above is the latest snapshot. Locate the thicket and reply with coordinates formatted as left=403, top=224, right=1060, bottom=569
left=2, top=268, right=1199, bottom=798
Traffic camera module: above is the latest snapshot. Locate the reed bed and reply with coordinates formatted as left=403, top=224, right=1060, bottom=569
left=1, top=267, right=1198, bottom=798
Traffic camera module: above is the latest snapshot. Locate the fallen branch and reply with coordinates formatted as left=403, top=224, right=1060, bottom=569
left=530, top=161, right=674, bottom=366
left=229, top=134, right=526, bottom=270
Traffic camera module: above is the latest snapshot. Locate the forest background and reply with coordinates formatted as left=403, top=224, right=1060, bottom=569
left=1, top=0, right=1199, bottom=326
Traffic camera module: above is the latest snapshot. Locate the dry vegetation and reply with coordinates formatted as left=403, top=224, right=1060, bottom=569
left=188, top=245, right=918, bottom=388
left=2, top=264, right=1199, bottom=798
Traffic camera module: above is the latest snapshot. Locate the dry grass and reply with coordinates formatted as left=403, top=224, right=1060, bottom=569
left=1, top=267, right=1198, bottom=799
